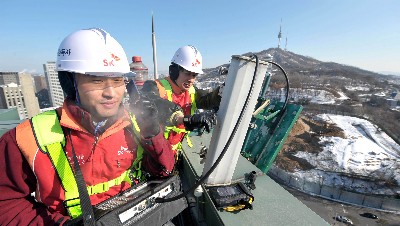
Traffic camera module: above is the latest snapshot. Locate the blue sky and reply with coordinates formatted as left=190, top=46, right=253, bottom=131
left=1, top=0, right=399, bottom=76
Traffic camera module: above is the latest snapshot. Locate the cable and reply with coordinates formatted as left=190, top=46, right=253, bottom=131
left=156, top=54, right=260, bottom=203
left=266, top=61, right=290, bottom=112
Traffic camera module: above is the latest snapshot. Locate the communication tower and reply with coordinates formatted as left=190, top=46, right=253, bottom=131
left=278, top=19, right=282, bottom=48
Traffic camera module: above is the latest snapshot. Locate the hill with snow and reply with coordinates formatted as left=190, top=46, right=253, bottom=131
left=287, top=114, right=400, bottom=195
left=198, top=47, right=400, bottom=196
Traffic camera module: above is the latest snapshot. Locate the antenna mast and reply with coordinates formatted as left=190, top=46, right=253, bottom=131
left=152, top=14, right=158, bottom=79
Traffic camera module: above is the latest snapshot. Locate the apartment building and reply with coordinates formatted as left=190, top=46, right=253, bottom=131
left=0, top=73, right=40, bottom=119
left=43, top=61, right=65, bottom=107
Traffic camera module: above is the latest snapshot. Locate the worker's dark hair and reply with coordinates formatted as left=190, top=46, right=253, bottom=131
left=169, top=63, right=182, bottom=82
left=58, top=71, right=76, bottom=100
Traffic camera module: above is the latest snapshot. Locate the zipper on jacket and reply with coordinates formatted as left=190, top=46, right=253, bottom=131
left=89, top=136, right=99, bottom=161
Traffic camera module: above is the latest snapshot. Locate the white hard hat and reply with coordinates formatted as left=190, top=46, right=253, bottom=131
left=57, top=28, right=131, bottom=77
left=171, top=45, right=203, bottom=74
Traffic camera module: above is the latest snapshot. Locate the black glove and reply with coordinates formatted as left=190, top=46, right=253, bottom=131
left=132, top=80, right=182, bottom=126
left=183, top=112, right=217, bottom=133
left=149, top=93, right=182, bottom=126
left=126, top=80, right=160, bottom=138
left=130, top=95, right=160, bottom=138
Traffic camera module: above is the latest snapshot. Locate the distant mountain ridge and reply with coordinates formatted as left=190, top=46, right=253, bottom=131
left=201, top=48, right=383, bottom=81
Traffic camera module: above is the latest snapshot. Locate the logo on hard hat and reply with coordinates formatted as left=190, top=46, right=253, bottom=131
left=103, top=53, right=121, bottom=66
left=58, top=48, right=71, bottom=56
left=111, top=53, right=120, bottom=61
left=192, top=59, right=201, bottom=67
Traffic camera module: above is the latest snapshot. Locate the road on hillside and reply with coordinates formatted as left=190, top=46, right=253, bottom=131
left=284, top=186, right=400, bottom=226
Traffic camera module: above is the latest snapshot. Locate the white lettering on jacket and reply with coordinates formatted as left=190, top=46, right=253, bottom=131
left=118, top=146, right=132, bottom=155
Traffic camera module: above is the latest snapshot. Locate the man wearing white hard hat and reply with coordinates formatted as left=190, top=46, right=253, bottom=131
left=0, top=28, right=174, bottom=225
left=141, top=45, right=222, bottom=156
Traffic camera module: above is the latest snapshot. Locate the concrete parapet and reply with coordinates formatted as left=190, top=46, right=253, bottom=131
left=339, top=191, right=364, bottom=205
left=363, top=195, right=383, bottom=209
left=268, top=166, right=400, bottom=212
left=381, top=197, right=400, bottom=212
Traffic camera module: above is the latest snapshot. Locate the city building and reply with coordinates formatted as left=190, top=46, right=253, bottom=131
left=43, top=61, right=65, bottom=107
left=34, top=74, right=48, bottom=92
left=0, top=73, right=40, bottom=119
left=0, top=72, right=19, bottom=85
left=33, top=74, right=51, bottom=108
left=19, top=73, right=40, bottom=117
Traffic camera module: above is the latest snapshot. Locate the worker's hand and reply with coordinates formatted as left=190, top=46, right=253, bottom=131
left=183, top=111, right=217, bottom=133
left=139, top=80, right=183, bottom=126
left=151, top=94, right=182, bottom=126
left=131, top=94, right=160, bottom=138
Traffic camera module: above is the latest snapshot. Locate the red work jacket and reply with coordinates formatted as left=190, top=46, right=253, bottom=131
left=0, top=100, right=174, bottom=225
left=155, top=77, right=194, bottom=147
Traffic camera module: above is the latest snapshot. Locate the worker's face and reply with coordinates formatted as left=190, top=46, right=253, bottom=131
left=75, top=74, right=126, bottom=122
left=176, top=68, right=198, bottom=91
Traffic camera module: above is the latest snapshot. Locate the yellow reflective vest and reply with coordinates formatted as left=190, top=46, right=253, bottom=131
left=29, top=110, right=144, bottom=218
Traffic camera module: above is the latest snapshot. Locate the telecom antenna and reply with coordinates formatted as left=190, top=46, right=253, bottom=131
left=278, top=19, right=282, bottom=49
left=152, top=13, right=158, bottom=79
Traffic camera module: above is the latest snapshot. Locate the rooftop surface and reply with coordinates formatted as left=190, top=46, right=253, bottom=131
left=181, top=132, right=329, bottom=226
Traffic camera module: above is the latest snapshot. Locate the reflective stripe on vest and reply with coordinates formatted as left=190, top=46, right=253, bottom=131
left=30, top=110, right=144, bottom=218
left=158, top=79, right=197, bottom=115
left=157, top=79, right=196, bottom=149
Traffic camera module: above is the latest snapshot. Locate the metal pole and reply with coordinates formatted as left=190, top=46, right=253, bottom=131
left=152, top=14, right=158, bottom=80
